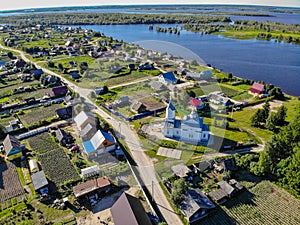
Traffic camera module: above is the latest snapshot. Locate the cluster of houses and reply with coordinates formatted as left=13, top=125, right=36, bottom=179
left=73, top=111, right=118, bottom=158
left=169, top=157, right=244, bottom=223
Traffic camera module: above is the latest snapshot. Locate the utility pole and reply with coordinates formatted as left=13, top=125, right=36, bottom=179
left=152, top=180, right=154, bottom=202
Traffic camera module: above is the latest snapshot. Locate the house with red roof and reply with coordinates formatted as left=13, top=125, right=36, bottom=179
left=248, top=82, right=265, bottom=95
left=189, top=97, right=205, bottom=110
left=48, top=86, right=68, bottom=97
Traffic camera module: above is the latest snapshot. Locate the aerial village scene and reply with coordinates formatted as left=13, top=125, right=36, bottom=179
left=0, top=2, right=299, bottom=225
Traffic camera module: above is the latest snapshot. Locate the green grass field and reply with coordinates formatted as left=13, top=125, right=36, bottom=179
left=216, top=29, right=300, bottom=42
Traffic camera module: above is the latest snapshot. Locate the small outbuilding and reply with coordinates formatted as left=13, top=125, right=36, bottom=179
left=29, top=159, right=39, bottom=173
left=31, top=170, right=48, bottom=194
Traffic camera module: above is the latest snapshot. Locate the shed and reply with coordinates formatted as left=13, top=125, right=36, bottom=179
left=29, top=159, right=39, bottom=173
left=31, top=170, right=48, bottom=194
left=171, top=163, right=192, bottom=178
left=73, top=176, right=112, bottom=198
left=81, top=165, right=101, bottom=179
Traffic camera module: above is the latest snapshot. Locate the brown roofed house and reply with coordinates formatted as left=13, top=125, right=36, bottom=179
left=73, top=176, right=112, bottom=198
left=111, top=192, right=152, bottom=225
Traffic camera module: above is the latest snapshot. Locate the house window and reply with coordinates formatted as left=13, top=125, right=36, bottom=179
left=203, top=134, right=206, bottom=139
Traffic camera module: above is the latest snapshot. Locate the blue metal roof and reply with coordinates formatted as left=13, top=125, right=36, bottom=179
left=82, top=140, right=95, bottom=154
left=162, top=72, right=177, bottom=82
left=168, top=102, right=176, bottom=111
left=102, top=131, right=115, bottom=143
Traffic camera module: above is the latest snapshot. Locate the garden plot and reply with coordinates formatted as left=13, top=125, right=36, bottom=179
left=0, top=161, right=25, bottom=203
left=27, top=133, right=79, bottom=185
left=201, top=173, right=300, bottom=225
left=80, top=59, right=159, bottom=88
left=19, top=104, right=62, bottom=126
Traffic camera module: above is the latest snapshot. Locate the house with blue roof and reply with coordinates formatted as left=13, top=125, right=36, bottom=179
left=82, top=130, right=116, bottom=156
left=164, top=102, right=211, bottom=145
left=159, top=72, right=178, bottom=85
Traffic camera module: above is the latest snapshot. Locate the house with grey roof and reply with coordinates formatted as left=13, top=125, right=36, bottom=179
left=74, top=111, right=97, bottom=130
left=180, top=189, right=215, bottom=224
left=31, top=170, right=48, bottom=194
left=79, top=123, right=97, bottom=141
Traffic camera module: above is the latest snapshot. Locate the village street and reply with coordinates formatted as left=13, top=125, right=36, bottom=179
left=0, top=44, right=184, bottom=225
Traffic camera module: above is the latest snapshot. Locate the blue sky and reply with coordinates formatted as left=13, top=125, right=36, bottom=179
left=0, top=0, right=299, bottom=11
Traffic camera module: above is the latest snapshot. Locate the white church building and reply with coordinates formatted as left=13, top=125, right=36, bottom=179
left=164, top=102, right=211, bottom=145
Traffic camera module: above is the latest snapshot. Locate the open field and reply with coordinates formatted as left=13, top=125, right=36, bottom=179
left=18, top=103, right=62, bottom=126
left=0, top=161, right=25, bottom=204
left=201, top=172, right=300, bottom=225
left=27, top=132, right=79, bottom=185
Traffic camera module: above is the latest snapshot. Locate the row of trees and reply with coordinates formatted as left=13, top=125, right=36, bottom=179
left=251, top=101, right=287, bottom=131
left=237, top=115, right=300, bottom=196
left=0, top=13, right=231, bottom=27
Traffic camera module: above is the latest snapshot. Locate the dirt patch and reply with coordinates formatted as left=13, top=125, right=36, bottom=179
left=76, top=186, right=141, bottom=225
left=251, top=99, right=284, bottom=111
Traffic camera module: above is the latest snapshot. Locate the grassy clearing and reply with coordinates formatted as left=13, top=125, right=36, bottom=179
left=282, top=96, right=300, bottom=123
left=230, top=107, right=273, bottom=143
left=217, top=29, right=300, bottom=41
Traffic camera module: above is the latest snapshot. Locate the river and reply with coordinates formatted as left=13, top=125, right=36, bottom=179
left=73, top=24, right=300, bottom=96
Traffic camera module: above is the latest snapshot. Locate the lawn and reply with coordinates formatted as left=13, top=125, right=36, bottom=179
left=282, top=96, right=300, bottom=123
left=230, top=107, right=273, bottom=144
left=189, top=83, right=239, bottom=98
left=201, top=171, right=300, bottom=225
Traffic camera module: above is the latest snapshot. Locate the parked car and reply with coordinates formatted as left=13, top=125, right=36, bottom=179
left=69, top=145, right=79, bottom=152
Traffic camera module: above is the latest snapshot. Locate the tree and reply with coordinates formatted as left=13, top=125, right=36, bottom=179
left=286, top=146, right=300, bottom=194
left=265, top=112, right=277, bottom=131
left=58, top=63, right=64, bottom=72
left=262, top=101, right=270, bottom=122
left=170, top=178, right=187, bottom=206
left=47, top=61, right=55, bottom=68
left=190, top=59, right=198, bottom=66
left=103, top=85, right=109, bottom=93
left=276, top=105, right=287, bottom=126
left=7, top=51, right=14, bottom=59
left=251, top=109, right=264, bottom=127
left=90, top=91, right=97, bottom=99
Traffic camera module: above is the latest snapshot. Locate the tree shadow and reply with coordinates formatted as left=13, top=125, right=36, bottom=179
left=198, top=204, right=238, bottom=225
left=0, top=161, right=8, bottom=189
left=224, top=189, right=257, bottom=209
